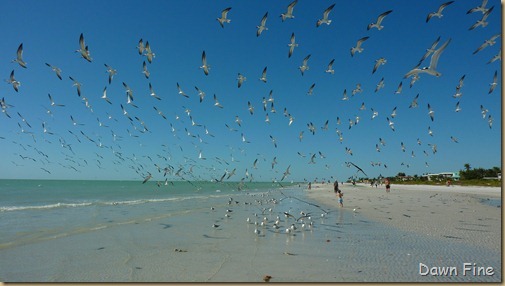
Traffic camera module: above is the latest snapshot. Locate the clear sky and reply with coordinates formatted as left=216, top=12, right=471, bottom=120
left=0, top=0, right=501, bottom=182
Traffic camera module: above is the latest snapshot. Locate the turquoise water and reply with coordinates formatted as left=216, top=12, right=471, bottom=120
left=0, top=179, right=294, bottom=248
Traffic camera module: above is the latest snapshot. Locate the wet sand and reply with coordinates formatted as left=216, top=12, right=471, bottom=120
left=307, top=182, right=501, bottom=252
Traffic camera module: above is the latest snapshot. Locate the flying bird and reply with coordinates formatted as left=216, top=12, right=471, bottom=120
left=467, top=0, right=490, bottom=14
left=325, top=59, right=335, bottom=74
left=45, top=63, right=62, bottom=80
left=13, top=43, right=27, bottom=68
left=200, top=50, right=210, bottom=75
left=177, top=82, right=189, bottom=98
left=104, top=64, right=117, bottom=84
left=473, top=33, right=500, bottom=55
left=488, top=70, right=498, bottom=94
left=76, top=33, right=92, bottom=62
left=404, top=38, right=451, bottom=78
left=372, top=58, right=386, bottom=74
left=367, top=10, right=393, bottom=30
left=469, top=6, right=494, bottom=30
left=281, top=0, right=298, bottom=21
left=316, top=3, right=336, bottom=27
left=346, top=161, right=368, bottom=177
left=217, top=7, right=232, bottom=28
left=427, top=103, right=435, bottom=121
left=144, top=41, right=155, bottom=63
left=237, top=73, right=246, bottom=88
left=256, top=12, right=268, bottom=37
left=6, top=70, right=20, bottom=92
left=259, top=66, right=268, bottom=83
left=299, top=54, right=311, bottom=75
left=426, top=1, right=454, bottom=23
left=350, top=36, right=369, bottom=57
left=288, top=33, right=298, bottom=58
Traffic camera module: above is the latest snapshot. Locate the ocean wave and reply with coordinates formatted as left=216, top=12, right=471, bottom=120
left=0, top=202, right=93, bottom=212
left=0, top=193, right=234, bottom=212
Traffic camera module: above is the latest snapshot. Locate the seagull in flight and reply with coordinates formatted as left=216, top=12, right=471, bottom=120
left=386, top=117, right=395, bottom=131
left=467, top=0, right=490, bottom=14
left=69, top=76, right=82, bottom=97
left=217, top=7, right=232, bottom=28
left=6, top=70, right=20, bottom=92
left=367, top=10, right=393, bottom=30
left=237, top=73, right=246, bottom=88
left=417, top=36, right=441, bottom=67
left=101, top=86, right=112, bottom=105
left=426, top=1, right=454, bottom=23
left=142, top=173, right=152, bottom=184
left=299, top=54, right=311, bottom=76
left=256, top=12, right=268, bottom=37
left=325, top=59, right=335, bottom=74
left=288, top=33, right=298, bottom=58
left=259, top=66, right=268, bottom=83
left=144, top=41, right=155, bottom=63
left=281, top=0, right=298, bottom=21
left=404, top=38, right=451, bottom=78
left=372, top=58, right=386, bottom=74
left=76, top=33, right=92, bottom=62
left=409, top=94, right=419, bottom=108
left=281, top=165, right=291, bottom=181
left=45, top=63, right=62, bottom=80
left=487, top=49, right=501, bottom=64
left=176, top=82, right=189, bottom=98
left=213, top=94, right=223, bottom=108
left=427, top=103, right=435, bottom=121
left=12, top=43, right=27, bottom=68
left=200, top=50, right=210, bottom=75
left=488, top=70, right=498, bottom=94
left=104, top=64, right=117, bottom=84
left=469, top=6, right=494, bottom=30
left=350, top=36, right=369, bottom=57
left=316, top=3, right=336, bottom=27
left=48, top=94, right=64, bottom=107
left=473, top=34, right=500, bottom=55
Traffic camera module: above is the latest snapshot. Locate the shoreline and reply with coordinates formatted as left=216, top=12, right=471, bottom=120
left=306, top=182, right=501, bottom=252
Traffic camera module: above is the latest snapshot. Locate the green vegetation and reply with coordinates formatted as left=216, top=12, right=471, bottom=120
left=350, top=164, right=502, bottom=187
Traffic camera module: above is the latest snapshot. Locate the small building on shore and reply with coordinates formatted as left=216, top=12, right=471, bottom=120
left=422, top=172, right=460, bottom=181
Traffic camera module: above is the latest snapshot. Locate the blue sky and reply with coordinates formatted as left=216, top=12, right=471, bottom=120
left=0, top=0, right=501, bottom=182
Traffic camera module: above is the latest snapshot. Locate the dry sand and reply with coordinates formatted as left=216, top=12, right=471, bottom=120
left=306, top=182, right=501, bottom=252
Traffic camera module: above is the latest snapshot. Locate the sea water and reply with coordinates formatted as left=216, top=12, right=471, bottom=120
left=0, top=180, right=501, bottom=282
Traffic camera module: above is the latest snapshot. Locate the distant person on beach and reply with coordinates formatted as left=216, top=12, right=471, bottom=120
left=385, top=178, right=390, bottom=193
left=446, top=179, right=452, bottom=187
left=337, top=190, right=343, bottom=207
left=333, top=180, right=339, bottom=193
left=308, top=182, right=311, bottom=190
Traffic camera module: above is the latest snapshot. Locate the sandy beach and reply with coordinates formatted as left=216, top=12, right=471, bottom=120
left=307, top=182, right=501, bottom=252
left=0, top=181, right=501, bottom=282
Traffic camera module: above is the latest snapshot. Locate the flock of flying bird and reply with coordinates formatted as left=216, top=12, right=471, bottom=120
left=1, top=0, right=500, bottom=185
